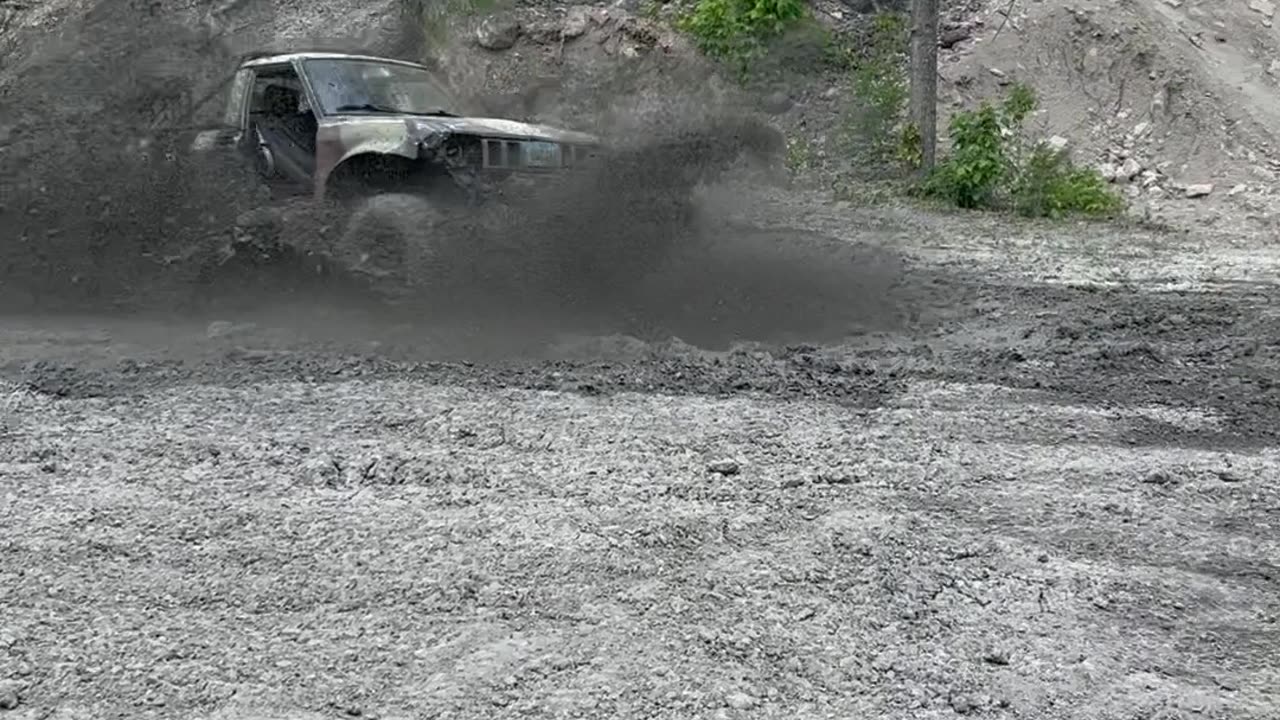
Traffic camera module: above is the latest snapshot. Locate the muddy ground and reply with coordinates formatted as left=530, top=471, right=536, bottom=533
left=1, top=187, right=1278, bottom=720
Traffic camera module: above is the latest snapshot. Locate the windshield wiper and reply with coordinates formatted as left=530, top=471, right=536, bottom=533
left=334, top=103, right=458, bottom=117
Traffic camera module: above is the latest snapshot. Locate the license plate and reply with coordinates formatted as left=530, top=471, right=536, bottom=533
left=523, top=141, right=562, bottom=168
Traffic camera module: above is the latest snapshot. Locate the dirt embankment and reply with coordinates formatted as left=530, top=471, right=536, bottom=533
left=918, top=0, right=1280, bottom=226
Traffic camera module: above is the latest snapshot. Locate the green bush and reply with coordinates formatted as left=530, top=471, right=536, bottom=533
left=678, top=0, right=809, bottom=69
left=922, top=83, right=1122, bottom=218
left=1009, top=145, right=1123, bottom=218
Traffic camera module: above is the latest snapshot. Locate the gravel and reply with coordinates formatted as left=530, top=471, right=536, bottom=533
left=2, top=191, right=1278, bottom=719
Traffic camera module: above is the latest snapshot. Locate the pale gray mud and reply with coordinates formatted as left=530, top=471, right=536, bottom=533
left=2, top=198, right=1279, bottom=720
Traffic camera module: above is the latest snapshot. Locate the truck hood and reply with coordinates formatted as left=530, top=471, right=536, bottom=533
left=418, top=116, right=600, bottom=145
left=326, top=113, right=600, bottom=145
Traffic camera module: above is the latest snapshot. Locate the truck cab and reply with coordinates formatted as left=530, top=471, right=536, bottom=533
left=196, top=51, right=601, bottom=203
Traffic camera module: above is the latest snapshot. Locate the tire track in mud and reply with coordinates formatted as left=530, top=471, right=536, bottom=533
left=4, top=236, right=1278, bottom=456
left=896, top=270, right=1280, bottom=450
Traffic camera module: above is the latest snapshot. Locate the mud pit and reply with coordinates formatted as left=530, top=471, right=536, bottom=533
left=2, top=188, right=1279, bottom=719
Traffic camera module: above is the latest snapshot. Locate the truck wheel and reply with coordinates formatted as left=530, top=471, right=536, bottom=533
left=339, top=193, right=444, bottom=304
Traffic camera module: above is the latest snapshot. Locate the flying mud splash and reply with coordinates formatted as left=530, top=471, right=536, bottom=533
left=0, top=9, right=904, bottom=349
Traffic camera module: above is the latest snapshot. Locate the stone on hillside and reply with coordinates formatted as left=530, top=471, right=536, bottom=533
left=939, top=26, right=972, bottom=48
left=476, top=16, right=521, bottom=50
left=1119, top=157, right=1142, bottom=180
left=563, top=7, right=590, bottom=38
left=1184, top=183, right=1214, bottom=198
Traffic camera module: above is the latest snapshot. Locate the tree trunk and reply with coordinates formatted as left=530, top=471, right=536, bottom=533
left=909, top=0, right=939, bottom=175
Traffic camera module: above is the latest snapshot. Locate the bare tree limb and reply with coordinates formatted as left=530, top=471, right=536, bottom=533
left=993, top=0, right=1019, bottom=40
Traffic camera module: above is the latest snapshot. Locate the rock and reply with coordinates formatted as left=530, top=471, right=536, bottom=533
left=1047, top=135, right=1069, bottom=152
left=0, top=682, right=20, bottom=710
left=724, top=692, right=756, bottom=710
left=1184, top=183, right=1214, bottom=198
left=1132, top=121, right=1150, bottom=136
left=562, top=7, right=590, bottom=38
left=939, top=26, right=972, bottom=48
left=950, top=694, right=978, bottom=714
left=762, top=90, right=793, bottom=115
left=1217, top=469, right=1245, bottom=482
left=1250, top=0, right=1275, bottom=18
left=206, top=320, right=256, bottom=339
left=708, top=459, right=740, bottom=476
left=1098, top=163, right=1119, bottom=182
left=983, top=648, right=1011, bottom=665
left=822, top=86, right=840, bottom=100
left=475, top=16, right=521, bottom=50
left=1119, top=157, right=1142, bottom=180
left=1228, top=183, right=1247, bottom=196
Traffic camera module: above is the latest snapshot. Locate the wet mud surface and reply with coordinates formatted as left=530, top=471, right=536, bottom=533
left=2, top=206, right=1278, bottom=720
left=5, top=226, right=1277, bottom=447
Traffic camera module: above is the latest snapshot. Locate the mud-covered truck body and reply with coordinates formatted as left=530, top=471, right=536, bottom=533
left=200, top=51, right=602, bottom=203
left=183, top=49, right=785, bottom=304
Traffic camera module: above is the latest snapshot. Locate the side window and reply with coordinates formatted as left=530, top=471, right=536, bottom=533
left=248, top=64, right=309, bottom=117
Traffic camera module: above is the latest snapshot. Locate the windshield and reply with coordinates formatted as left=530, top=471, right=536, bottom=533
left=302, top=58, right=459, bottom=116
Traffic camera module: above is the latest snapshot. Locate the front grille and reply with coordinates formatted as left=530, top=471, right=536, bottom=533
left=479, top=138, right=598, bottom=171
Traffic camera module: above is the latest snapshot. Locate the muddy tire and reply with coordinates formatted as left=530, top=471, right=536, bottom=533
left=338, top=193, right=445, bottom=304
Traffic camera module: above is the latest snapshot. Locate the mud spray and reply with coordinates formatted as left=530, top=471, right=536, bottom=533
left=0, top=1, right=908, bottom=357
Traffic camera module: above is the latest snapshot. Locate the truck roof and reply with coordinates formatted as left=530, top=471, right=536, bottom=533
left=239, top=51, right=432, bottom=70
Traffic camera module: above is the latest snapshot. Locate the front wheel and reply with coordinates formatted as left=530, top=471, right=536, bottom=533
left=337, top=193, right=447, bottom=304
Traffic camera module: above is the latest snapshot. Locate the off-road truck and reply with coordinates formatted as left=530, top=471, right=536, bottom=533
left=187, top=50, right=784, bottom=304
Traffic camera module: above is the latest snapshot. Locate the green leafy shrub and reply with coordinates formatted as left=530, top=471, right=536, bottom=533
left=921, top=103, right=1005, bottom=207
left=1009, top=145, right=1123, bottom=218
left=923, top=83, right=1122, bottom=218
left=678, top=0, right=809, bottom=69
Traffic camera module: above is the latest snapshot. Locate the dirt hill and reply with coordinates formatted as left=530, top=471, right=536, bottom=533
left=932, top=0, right=1280, bottom=226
